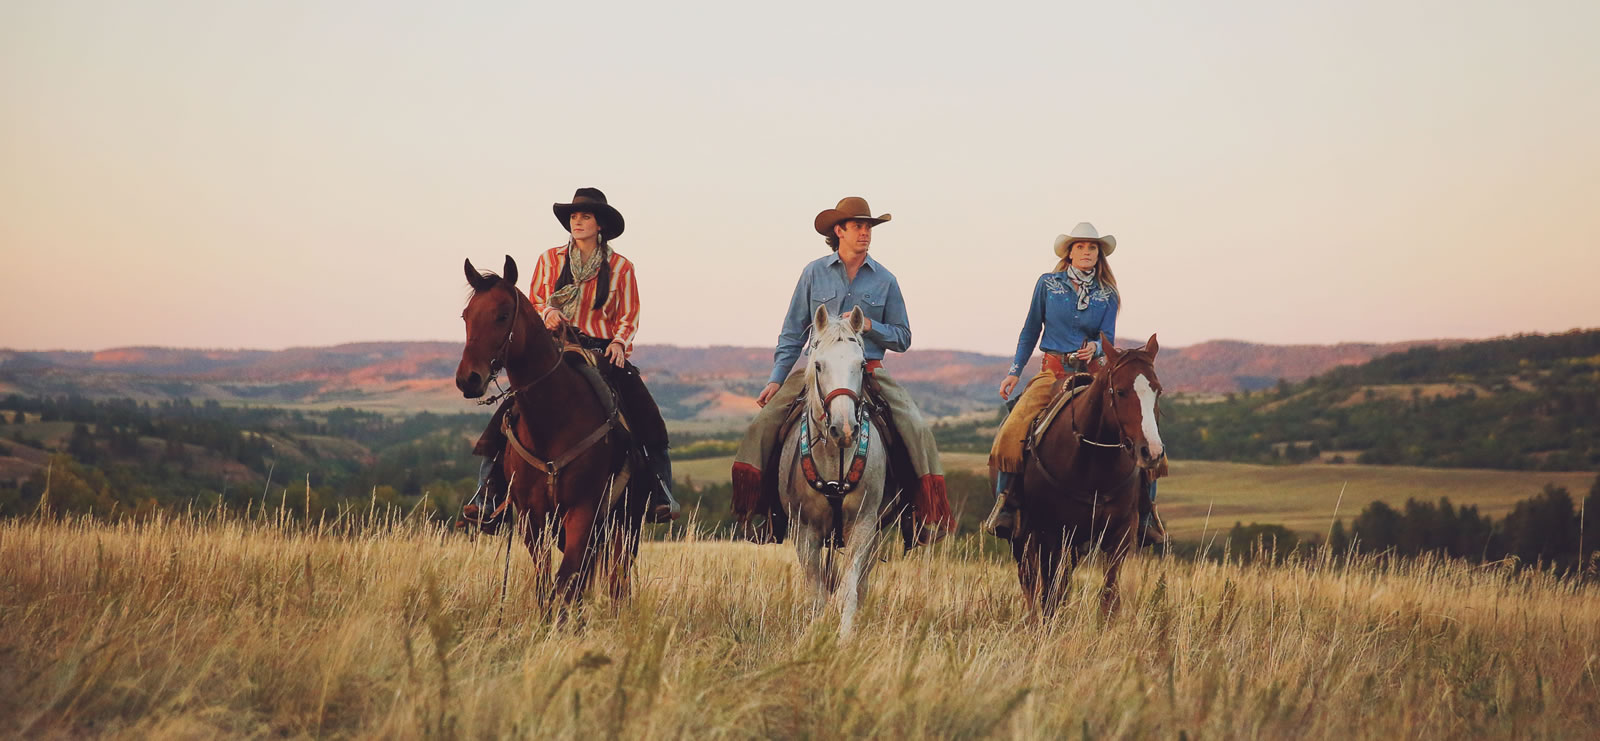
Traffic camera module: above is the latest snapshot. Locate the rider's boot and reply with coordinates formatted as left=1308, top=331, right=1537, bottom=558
left=459, top=455, right=509, bottom=535
left=1139, top=477, right=1167, bottom=547
left=642, top=445, right=681, bottom=524
left=982, top=470, right=1021, bottom=539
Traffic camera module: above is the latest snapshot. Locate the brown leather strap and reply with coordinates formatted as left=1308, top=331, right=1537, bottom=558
left=501, top=410, right=615, bottom=489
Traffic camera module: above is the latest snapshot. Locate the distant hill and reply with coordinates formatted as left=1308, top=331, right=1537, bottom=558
left=1161, top=329, right=1600, bottom=471
left=0, top=336, right=1465, bottom=420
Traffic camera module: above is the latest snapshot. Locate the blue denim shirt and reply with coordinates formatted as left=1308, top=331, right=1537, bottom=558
left=769, top=253, right=912, bottom=385
left=1009, top=272, right=1119, bottom=376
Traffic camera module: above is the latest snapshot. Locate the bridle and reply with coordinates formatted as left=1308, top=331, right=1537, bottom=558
left=812, top=363, right=864, bottom=423
left=1070, top=352, right=1158, bottom=452
left=1025, top=351, right=1158, bottom=498
left=475, top=284, right=564, bottom=407
left=799, top=355, right=871, bottom=498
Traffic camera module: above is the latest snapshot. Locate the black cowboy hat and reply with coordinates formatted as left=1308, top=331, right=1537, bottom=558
left=553, top=187, right=625, bottom=239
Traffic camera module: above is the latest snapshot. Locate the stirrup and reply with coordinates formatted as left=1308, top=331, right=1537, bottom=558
left=458, top=503, right=504, bottom=535
left=982, top=492, right=1019, bottom=540
left=1140, top=510, right=1167, bottom=547
left=647, top=494, right=680, bottom=524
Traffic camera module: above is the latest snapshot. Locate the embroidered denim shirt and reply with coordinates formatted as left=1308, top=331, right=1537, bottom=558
left=1009, top=271, right=1119, bottom=376
left=769, top=253, right=912, bottom=385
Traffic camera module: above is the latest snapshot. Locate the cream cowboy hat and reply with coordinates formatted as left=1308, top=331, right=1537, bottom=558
left=814, top=196, right=892, bottom=236
left=1054, top=222, right=1116, bottom=257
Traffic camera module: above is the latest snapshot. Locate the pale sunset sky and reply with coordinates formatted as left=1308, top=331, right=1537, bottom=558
left=2, top=0, right=1596, bottom=354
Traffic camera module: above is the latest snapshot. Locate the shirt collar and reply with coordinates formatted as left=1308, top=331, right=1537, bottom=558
left=827, top=252, right=880, bottom=273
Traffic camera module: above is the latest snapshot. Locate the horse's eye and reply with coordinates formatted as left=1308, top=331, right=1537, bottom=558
left=496, top=313, right=510, bottom=322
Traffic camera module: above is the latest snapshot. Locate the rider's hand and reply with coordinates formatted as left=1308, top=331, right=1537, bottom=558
left=999, top=374, right=1020, bottom=399
left=542, top=309, right=564, bottom=332
left=756, top=382, right=781, bottom=408
left=1075, top=343, right=1095, bottom=363
left=604, top=342, right=627, bottom=367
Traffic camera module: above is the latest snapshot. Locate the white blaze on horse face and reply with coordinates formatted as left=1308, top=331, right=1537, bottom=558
left=1133, top=373, right=1165, bottom=460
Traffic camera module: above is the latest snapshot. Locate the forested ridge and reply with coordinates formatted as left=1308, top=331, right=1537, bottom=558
left=1160, top=329, right=1599, bottom=470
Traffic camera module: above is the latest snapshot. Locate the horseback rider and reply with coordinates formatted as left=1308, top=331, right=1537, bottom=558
left=731, top=196, right=954, bottom=544
left=983, top=222, right=1166, bottom=543
left=462, top=188, right=680, bottom=531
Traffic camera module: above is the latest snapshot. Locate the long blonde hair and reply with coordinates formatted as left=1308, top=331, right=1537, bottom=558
left=1054, top=249, right=1119, bottom=297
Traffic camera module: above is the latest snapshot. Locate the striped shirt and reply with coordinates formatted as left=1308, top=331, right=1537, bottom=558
left=527, top=245, right=642, bottom=354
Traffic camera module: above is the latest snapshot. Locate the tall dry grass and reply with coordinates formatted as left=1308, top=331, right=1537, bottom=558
left=2, top=508, right=1598, bottom=739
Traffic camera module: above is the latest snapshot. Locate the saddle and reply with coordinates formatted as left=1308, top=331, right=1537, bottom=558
left=1026, top=372, right=1097, bottom=450
left=751, top=373, right=920, bottom=549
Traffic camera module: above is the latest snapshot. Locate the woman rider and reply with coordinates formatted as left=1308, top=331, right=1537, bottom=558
left=464, top=188, right=678, bottom=531
left=982, top=222, right=1163, bottom=543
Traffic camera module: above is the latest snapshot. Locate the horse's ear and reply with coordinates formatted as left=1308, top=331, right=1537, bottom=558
left=1145, top=333, right=1159, bottom=357
left=1100, top=333, right=1120, bottom=364
left=814, top=304, right=829, bottom=331
left=464, top=259, right=492, bottom=292
left=847, top=305, right=866, bottom=334
left=502, top=255, right=518, bottom=287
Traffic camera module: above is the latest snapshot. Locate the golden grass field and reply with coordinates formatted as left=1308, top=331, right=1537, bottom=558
left=680, top=454, right=1598, bottom=541
left=3, top=511, right=1597, bottom=739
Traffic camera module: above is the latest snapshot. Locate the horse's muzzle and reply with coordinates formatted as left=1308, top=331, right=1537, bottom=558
left=1138, top=445, right=1167, bottom=469
left=457, top=370, right=487, bottom=398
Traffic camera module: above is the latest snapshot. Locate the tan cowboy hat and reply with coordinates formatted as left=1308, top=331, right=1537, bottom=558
left=553, top=187, right=625, bottom=239
left=1054, top=222, right=1116, bottom=257
left=814, top=196, right=892, bottom=236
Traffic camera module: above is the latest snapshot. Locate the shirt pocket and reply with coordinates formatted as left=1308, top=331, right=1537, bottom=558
left=809, top=289, right=838, bottom=317
left=854, top=290, right=887, bottom=322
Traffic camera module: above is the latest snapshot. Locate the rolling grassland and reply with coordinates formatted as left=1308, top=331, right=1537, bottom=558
left=678, top=453, right=1598, bottom=540
left=3, top=512, right=1598, bottom=739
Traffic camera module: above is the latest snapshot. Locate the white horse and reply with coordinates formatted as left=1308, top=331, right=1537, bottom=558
left=778, top=306, right=889, bottom=637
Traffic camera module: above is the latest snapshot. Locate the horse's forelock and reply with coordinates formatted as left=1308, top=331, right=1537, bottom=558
left=813, top=317, right=860, bottom=347
left=462, top=272, right=508, bottom=307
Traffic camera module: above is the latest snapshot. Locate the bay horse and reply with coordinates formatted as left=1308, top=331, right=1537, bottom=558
left=1001, top=334, right=1166, bottom=618
left=456, top=256, right=646, bottom=609
left=777, top=307, right=889, bottom=637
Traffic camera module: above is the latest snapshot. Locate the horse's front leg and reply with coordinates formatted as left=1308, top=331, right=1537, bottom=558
left=1099, top=515, right=1139, bottom=618
left=603, top=508, right=640, bottom=606
left=554, top=500, right=601, bottom=609
left=516, top=510, right=551, bottom=604
left=1014, top=530, right=1042, bottom=621
left=791, top=516, right=828, bottom=614
left=838, top=505, right=880, bottom=638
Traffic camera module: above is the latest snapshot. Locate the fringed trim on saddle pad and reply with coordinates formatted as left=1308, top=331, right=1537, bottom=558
left=731, top=462, right=763, bottom=518
left=913, top=474, right=955, bottom=544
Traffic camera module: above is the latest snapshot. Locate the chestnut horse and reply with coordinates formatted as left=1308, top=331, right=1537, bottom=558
left=1001, top=334, right=1166, bottom=617
left=456, top=256, right=646, bottom=608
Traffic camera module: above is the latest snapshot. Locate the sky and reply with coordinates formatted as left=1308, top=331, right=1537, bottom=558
left=2, top=0, right=1597, bottom=354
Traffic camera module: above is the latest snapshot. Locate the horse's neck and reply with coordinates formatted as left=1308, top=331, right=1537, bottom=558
left=504, top=305, right=599, bottom=447
left=1084, top=374, right=1119, bottom=443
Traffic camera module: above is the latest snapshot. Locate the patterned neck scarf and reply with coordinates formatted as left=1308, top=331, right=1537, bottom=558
left=1066, top=265, right=1097, bottom=311
left=550, top=238, right=610, bottom=322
